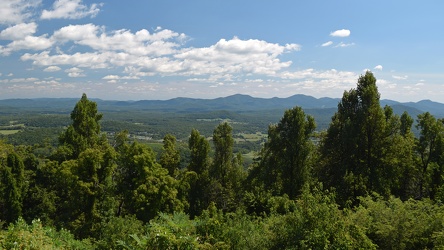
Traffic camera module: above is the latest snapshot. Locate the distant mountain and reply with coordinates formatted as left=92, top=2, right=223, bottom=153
left=0, top=94, right=442, bottom=118
left=100, top=94, right=342, bottom=112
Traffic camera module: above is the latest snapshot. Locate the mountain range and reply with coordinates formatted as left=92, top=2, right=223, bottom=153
left=0, top=94, right=443, bottom=118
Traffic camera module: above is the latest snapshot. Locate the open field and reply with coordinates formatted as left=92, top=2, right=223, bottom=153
left=0, top=130, right=20, bottom=135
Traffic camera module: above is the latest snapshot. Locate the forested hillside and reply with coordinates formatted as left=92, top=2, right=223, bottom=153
left=2, top=72, right=444, bottom=249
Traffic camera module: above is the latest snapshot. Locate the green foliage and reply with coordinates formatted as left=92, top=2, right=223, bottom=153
left=3, top=82, right=444, bottom=248
left=266, top=186, right=375, bottom=249
left=249, top=106, right=316, bottom=199
left=0, top=218, right=93, bottom=250
left=415, top=112, right=444, bottom=199
left=160, top=134, right=181, bottom=177
left=96, top=215, right=145, bottom=250
left=352, top=195, right=444, bottom=249
left=58, top=93, right=103, bottom=159
left=318, top=71, right=412, bottom=205
left=209, top=123, right=246, bottom=212
left=115, top=140, right=184, bottom=222
left=187, top=129, right=212, bottom=217
left=1, top=165, right=22, bottom=224
left=211, top=122, right=234, bottom=185
left=0, top=152, right=26, bottom=224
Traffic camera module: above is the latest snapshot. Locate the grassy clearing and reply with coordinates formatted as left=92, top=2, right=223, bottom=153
left=0, top=130, right=20, bottom=135
left=235, top=132, right=267, bottom=143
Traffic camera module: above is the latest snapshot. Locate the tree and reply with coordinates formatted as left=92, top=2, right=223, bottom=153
left=160, top=134, right=181, bottom=177
left=115, top=139, right=184, bottom=222
left=58, top=93, right=103, bottom=160
left=211, top=122, right=234, bottom=186
left=70, top=145, right=117, bottom=238
left=45, top=94, right=117, bottom=238
left=415, top=112, right=444, bottom=199
left=249, top=106, right=316, bottom=199
left=0, top=152, right=25, bottom=223
left=387, top=111, right=416, bottom=200
left=187, top=129, right=211, bottom=217
left=318, top=71, right=405, bottom=205
left=210, top=122, right=245, bottom=211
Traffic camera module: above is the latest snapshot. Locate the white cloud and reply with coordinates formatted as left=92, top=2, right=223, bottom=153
left=41, top=0, right=102, bottom=20
left=43, top=66, right=61, bottom=72
left=330, top=29, right=351, bottom=37
left=174, top=37, right=300, bottom=76
left=23, top=35, right=300, bottom=80
left=392, top=75, right=408, bottom=80
left=65, top=67, right=85, bottom=77
left=51, top=24, right=182, bottom=56
left=0, top=22, right=37, bottom=40
left=335, top=42, right=355, bottom=48
left=5, top=35, right=53, bottom=53
left=0, top=0, right=41, bottom=25
left=280, top=68, right=357, bottom=83
left=321, top=41, right=333, bottom=47
left=374, top=65, right=383, bottom=70
left=9, top=77, right=39, bottom=83
left=102, top=75, right=120, bottom=80
left=21, top=51, right=113, bottom=68
left=52, top=23, right=100, bottom=42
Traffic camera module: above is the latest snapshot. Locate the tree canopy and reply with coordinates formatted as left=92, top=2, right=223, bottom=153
left=2, top=79, right=444, bottom=249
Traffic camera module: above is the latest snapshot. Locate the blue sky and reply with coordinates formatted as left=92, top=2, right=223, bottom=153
left=1, top=0, right=443, bottom=102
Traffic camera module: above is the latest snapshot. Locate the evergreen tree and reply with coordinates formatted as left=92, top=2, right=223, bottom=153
left=415, top=112, right=444, bottom=199
left=211, top=122, right=234, bottom=186
left=48, top=94, right=116, bottom=238
left=160, top=134, right=181, bottom=177
left=318, top=71, right=406, bottom=205
left=210, top=123, right=244, bottom=211
left=1, top=165, right=22, bottom=223
left=115, top=140, right=184, bottom=222
left=249, top=106, right=315, bottom=199
left=187, top=129, right=211, bottom=217
left=0, top=152, right=26, bottom=223
left=58, top=93, right=103, bottom=160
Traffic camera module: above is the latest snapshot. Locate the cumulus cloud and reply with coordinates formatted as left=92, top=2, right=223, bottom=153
left=21, top=51, right=113, bottom=68
left=330, top=29, right=351, bottom=37
left=174, top=37, right=300, bottom=76
left=102, top=75, right=120, bottom=80
left=23, top=33, right=300, bottom=80
left=41, top=0, right=102, bottom=20
left=0, top=0, right=41, bottom=25
left=1, top=34, right=53, bottom=55
left=65, top=67, right=85, bottom=77
left=8, top=35, right=53, bottom=50
left=52, top=23, right=100, bottom=41
left=374, top=65, right=383, bottom=70
left=0, top=22, right=37, bottom=40
left=51, top=24, right=183, bottom=56
left=321, top=41, right=333, bottom=47
left=43, top=66, right=61, bottom=72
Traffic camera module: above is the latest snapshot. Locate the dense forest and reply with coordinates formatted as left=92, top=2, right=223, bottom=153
left=2, top=71, right=444, bottom=249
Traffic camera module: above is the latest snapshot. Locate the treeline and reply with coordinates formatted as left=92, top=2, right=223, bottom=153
left=1, top=72, right=444, bottom=249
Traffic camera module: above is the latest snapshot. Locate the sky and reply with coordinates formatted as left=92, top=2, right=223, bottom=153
left=1, top=0, right=444, bottom=102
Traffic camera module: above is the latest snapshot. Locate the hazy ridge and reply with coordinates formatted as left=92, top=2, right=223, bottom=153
left=0, top=94, right=443, bottom=118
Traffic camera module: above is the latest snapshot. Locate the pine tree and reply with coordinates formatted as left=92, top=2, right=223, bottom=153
left=160, top=134, right=181, bottom=177
left=187, top=129, right=211, bottom=217
left=318, top=71, right=406, bottom=205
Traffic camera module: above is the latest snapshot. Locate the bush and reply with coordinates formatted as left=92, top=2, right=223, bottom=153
left=0, top=218, right=93, bottom=250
